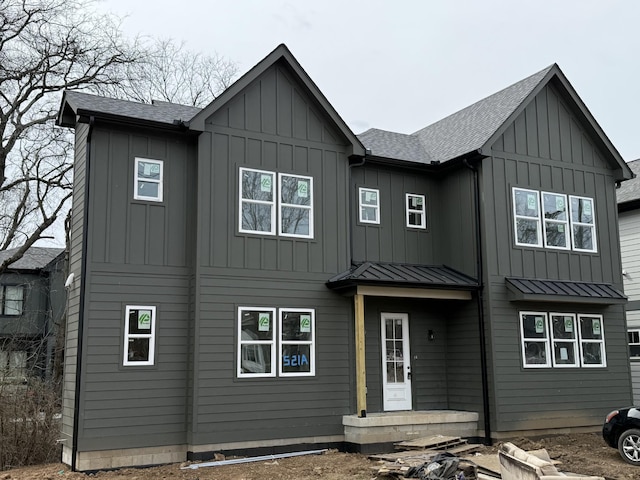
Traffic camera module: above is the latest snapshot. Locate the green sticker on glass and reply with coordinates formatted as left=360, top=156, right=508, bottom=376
left=527, top=194, right=536, bottom=211
left=138, top=310, right=151, bottom=330
left=592, top=318, right=601, bottom=335
left=258, top=312, right=270, bottom=331
left=556, top=196, right=564, bottom=211
left=564, top=317, right=573, bottom=333
left=583, top=201, right=592, bottom=216
left=300, top=314, right=311, bottom=333
left=260, top=174, right=272, bottom=192
left=297, top=180, right=308, bottom=198
left=535, top=317, right=544, bottom=334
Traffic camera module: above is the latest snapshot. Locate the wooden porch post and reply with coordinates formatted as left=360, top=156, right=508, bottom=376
left=354, top=293, right=367, bottom=417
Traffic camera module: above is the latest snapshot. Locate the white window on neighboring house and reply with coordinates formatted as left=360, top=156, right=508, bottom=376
left=541, top=192, right=569, bottom=249
left=629, top=330, right=640, bottom=359
left=1, top=285, right=24, bottom=316
left=520, top=312, right=551, bottom=368
left=359, top=188, right=380, bottom=224
left=279, top=309, right=315, bottom=377
left=549, top=313, right=578, bottom=367
left=238, top=307, right=276, bottom=378
left=134, top=158, right=163, bottom=202
left=513, top=188, right=542, bottom=247
left=570, top=196, right=597, bottom=252
left=406, top=193, right=426, bottom=229
left=578, top=314, right=606, bottom=367
left=0, top=350, right=27, bottom=380
left=279, top=173, right=313, bottom=238
left=123, top=306, right=156, bottom=366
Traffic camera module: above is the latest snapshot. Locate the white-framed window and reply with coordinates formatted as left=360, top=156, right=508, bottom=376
left=279, top=308, right=315, bottom=377
left=238, top=307, right=276, bottom=377
left=541, top=192, right=569, bottom=249
left=134, top=158, right=163, bottom=202
left=512, top=188, right=597, bottom=253
left=628, top=330, right=640, bottom=358
left=406, top=193, right=426, bottom=229
left=513, top=188, right=542, bottom=247
left=578, top=314, right=606, bottom=367
left=123, top=305, right=156, bottom=366
left=279, top=173, right=313, bottom=238
left=359, top=187, right=380, bottom=224
left=549, top=313, right=578, bottom=367
left=238, top=306, right=315, bottom=378
left=520, top=312, right=551, bottom=368
left=239, top=168, right=276, bottom=235
left=570, top=196, right=597, bottom=252
left=1, top=285, right=24, bottom=316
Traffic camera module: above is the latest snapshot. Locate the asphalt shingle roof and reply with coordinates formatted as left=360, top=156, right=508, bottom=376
left=0, top=246, right=65, bottom=270
left=358, top=65, right=554, bottom=164
left=62, top=91, right=202, bottom=126
left=616, top=159, right=640, bottom=204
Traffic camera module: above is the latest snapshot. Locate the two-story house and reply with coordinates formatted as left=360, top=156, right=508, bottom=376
left=616, top=158, right=640, bottom=403
left=0, top=246, right=66, bottom=382
left=56, top=44, right=633, bottom=471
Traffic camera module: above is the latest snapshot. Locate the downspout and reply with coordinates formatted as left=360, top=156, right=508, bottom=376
left=71, top=115, right=94, bottom=471
left=463, top=156, right=492, bottom=445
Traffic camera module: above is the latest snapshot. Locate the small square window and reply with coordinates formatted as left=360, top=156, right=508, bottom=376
left=359, top=188, right=380, bottom=224
left=406, top=194, right=426, bottom=229
left=134, top=158, right=163, bottom=202
left=123, top=306, right=156, bottom=366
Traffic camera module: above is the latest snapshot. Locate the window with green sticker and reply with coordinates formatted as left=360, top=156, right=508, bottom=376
left=238, top=307, right=276, bottom=377
left=279, top=173, right=313, bottom=238
left=280, top=309, right=314, bottom=376
left=124, top=305, right=156, bottom=366
left=134, top=158, right=163, bottom=202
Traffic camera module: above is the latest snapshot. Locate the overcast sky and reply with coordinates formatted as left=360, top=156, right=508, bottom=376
left=94, top=0, right=640, bottom=162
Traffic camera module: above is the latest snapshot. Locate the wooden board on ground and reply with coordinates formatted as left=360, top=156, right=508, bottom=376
left=395, top=434, right=462, bottom=450
left=369, top=449, right=438, bottom=463
left=464, top=453, right=501, bottom=477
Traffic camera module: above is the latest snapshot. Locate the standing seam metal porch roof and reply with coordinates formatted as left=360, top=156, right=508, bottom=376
left=506, top=277, right=627, bottom=305
left=327, top=262, right=478, bottom=291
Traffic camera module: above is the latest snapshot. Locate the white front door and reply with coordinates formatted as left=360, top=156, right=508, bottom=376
left=381, top=313, right=412, bottom=411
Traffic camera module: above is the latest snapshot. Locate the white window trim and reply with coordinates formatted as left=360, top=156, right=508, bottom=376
left=578, top=314, right=606, bottom=367
left=549, top=313, right=578, bottom=367
left=359, top=187, right=380, bottom=224
left=569, top=195, right=597, bottom=253
left=629, top=329, right=640, bottom=359
left=237, top=307, right=277, bottom=378
left=278, top=173, right=314, bottom=239
left=134, top=158, right=163, bottom=202
left=279, top=308, right=315, bottom=377
left=123, top=305, right=156, bottom=366
left=520, top=311, right=551, bottom=368
left=541, top=192, right=569, bottom=250
left=1, top=285, right=24, bottom=316
left=513, top=188, right=542, bottom=247
left=406, top=193, right=426, bottom=229
left=239, top=167, right=277, bottom=236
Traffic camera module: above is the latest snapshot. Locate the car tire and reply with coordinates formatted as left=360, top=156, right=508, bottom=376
left=618, top=428, right=640, bottom=465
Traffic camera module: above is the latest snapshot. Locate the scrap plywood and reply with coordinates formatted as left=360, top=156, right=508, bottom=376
left=395, top=434, right=463, bottom=450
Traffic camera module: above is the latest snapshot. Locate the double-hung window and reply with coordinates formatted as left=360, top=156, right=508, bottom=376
left=123, top=305, right=156, bottom=366
left=541, top=192, right=569, bottom=249
left=549, top=313, right=578, bottom=367
left=1, top=285, right=24, bottom=316
left=238, top=306, right=315, bottom=378
left=359, top=188, right=380, bottom=224
left=239, top=168, right=313, bottom=238
left=134, top=158, right=163, bottom=202
left=406, top=194, right=426, bottom=229
left=570, top=196, right=597, bottom=252
left=578, top=314, right=606, bottom=367
left=513, top=188, right=542, bottom=247
left=628, top=329, right=640, bottom=358
left=520, top=312, right=551, bottom=367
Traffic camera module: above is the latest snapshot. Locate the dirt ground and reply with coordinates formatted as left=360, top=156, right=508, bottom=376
left=2, top=432, right=639, bottom=480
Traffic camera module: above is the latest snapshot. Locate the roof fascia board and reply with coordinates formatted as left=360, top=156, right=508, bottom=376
left=480, top=65, right=632, bottom=181
left=188, top=44, right=365, bottom=156
left=356, top=285, right=472, bottom=300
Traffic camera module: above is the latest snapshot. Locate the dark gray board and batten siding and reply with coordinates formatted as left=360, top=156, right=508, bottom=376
left=481, top=82, right=632, bottom=433
left=189, top=62, right=356, bottom=445
left=69, top=125, right=195, bottom=452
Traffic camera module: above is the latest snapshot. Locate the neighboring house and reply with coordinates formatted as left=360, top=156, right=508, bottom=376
left=56, top=44, right=633, bottom=471
left=0, top=246, right=66, bottom=382
left=616, top=158, right=640, bottom=403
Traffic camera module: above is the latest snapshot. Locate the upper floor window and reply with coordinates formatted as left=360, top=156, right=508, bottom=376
left=629, top=330, right=640, bottom=358
left=123, top=305, right=156, bottom=366
left=570, top=195, right=597, bottom=252
left=1, top=285, right=24, bottom=316
left=239, top=168, right=313, bottom=238
left=512, top=188, right=597, bottom=252
left=359, top=188, right=380, bottom=224
left=520, top=311, right=606, bottom=368
left=134, top=158, right=163, bottom=202
left=406, top=194, right=426, bottom=229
